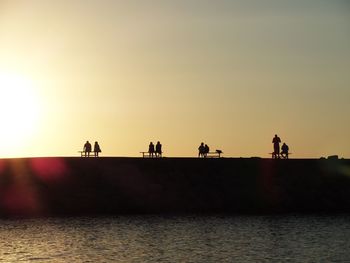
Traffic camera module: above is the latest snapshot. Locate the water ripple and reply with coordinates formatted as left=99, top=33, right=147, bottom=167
left=0, top=215, right=349, bottom=262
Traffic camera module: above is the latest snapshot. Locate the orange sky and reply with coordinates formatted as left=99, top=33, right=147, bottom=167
left=0, top=1, right=349, bottom=158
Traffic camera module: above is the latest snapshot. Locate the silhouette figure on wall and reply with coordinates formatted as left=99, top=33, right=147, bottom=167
left=155, top=141, right=162, bottom=157
left=204, top=144, right=210, bottom=158
left=94, top=141, right=101, bottom=157
left=281, top=143, right=289, bottom=159
left=198, top=142, right=205, bottom=157
left=83, top=140, right=92, bottom=157
left=149, top=142, right=155, bottom=158
left=272, top=134, right=281, bottom=159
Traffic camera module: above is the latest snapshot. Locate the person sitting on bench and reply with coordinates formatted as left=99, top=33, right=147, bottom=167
left=204, top=144, right=210, bottom=158
left=149, top=142, right=155, bottom=158
left=198, top=142, right=205, bottom=158
left=83, top=140, right=92, bottom=157
left=94, top=141, right=101, bottom=157
left=155, top=141, right=162, bottom=157
left=281, top=143, right=289, bottom=159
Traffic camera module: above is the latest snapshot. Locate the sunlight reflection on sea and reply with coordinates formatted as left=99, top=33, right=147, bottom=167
left=0, top=215, right=349, bottom=262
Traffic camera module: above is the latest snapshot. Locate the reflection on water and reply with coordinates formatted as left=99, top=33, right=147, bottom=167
left=0, top=215, right=349, bottom=262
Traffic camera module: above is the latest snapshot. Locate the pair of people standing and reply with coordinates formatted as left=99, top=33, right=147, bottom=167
left=148, top=141, right=162, bottom=157
left=83, top=141, right=101, bottom=157
left=272, top=135, right=289, bottom=159
left=198, top=142, right=210, bottom=158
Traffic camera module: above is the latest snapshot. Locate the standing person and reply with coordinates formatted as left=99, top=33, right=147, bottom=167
left=281, top=143, right=289, bottom=159
left=272, top=134, right=281, bottom=159
left=155, top=141, right=162, bottom=157
left=204, top=144, right=210, bottom=158
left=94, top=141, right=101, bottom=157
left=83, top=140, right=92, bottom=157
left=149, top=142, right=155, bottom=158
left=198, top=142, right=205, bottom=157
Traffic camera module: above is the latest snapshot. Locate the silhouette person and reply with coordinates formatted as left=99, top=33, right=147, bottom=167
left=83, top=140, right=92, bottom=157
left=272, top=134, right=281, bottom=159
left=281, top=143, right=289, bottom=159
left=155, top=141, right=162, bottom=157
left=94, top=141, right=101, bottom=157
left=204, top=144, right=209, bottom=158
left=149, top=142, right=155, bottom=158
left=198, top=142, right=205, bottom=157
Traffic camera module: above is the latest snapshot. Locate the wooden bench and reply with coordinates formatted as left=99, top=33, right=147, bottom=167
left=269, top=152, right=291, bottom=159
left=140, top=151, right=162, bottom=158
left=78, top=151, right=100, bottom=157
left=205, top=150, right=223, bottom=158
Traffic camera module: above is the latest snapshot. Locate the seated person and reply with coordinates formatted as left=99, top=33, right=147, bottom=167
left=281, top=143, right=289, bottom=159
left=155, top=141, right=162, bottom=157
left=198, top=143, right=205, bottom=157
left=149, top=142, right=155, bottom=157
left=204, top=144, right=209, bottom=158
left=83, top=140, right=92, bottom=157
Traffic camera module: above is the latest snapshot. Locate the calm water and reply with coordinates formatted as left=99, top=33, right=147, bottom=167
left=0, top=215, right=349, bottom=262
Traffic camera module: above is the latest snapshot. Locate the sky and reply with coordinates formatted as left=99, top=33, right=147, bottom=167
left=0, top=0, right=349, bottom=158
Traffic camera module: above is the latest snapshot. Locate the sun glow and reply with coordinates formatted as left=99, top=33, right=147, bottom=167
left=0, top=73, right=41, bottom=156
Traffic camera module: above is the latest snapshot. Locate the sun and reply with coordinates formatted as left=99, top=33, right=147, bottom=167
left=0, top=72, right=41, bottom=156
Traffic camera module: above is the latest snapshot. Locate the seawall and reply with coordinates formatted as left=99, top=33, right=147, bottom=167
left=0, top=157, right=349, bottom=217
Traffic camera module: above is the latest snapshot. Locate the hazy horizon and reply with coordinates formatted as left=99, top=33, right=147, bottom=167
left=0, top=0, right=349, bottom=158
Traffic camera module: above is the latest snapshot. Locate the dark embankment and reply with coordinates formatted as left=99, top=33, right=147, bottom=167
left=0, top=157, right=349, bottom=217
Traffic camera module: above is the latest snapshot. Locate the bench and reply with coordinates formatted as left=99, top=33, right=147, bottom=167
left=78, top=151, right=100, bottom=157
left=269, top=152, right=291, bottom=159
left=204, top=150, right=223, bottom=158
left=140, top=151, right=162, bottom=158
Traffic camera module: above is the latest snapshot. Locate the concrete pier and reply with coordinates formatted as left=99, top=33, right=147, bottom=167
left=0, top=157, right=349, bottom=217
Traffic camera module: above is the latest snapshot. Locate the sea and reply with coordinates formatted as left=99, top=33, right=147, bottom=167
left=0, top=214, right=349, bottom=262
